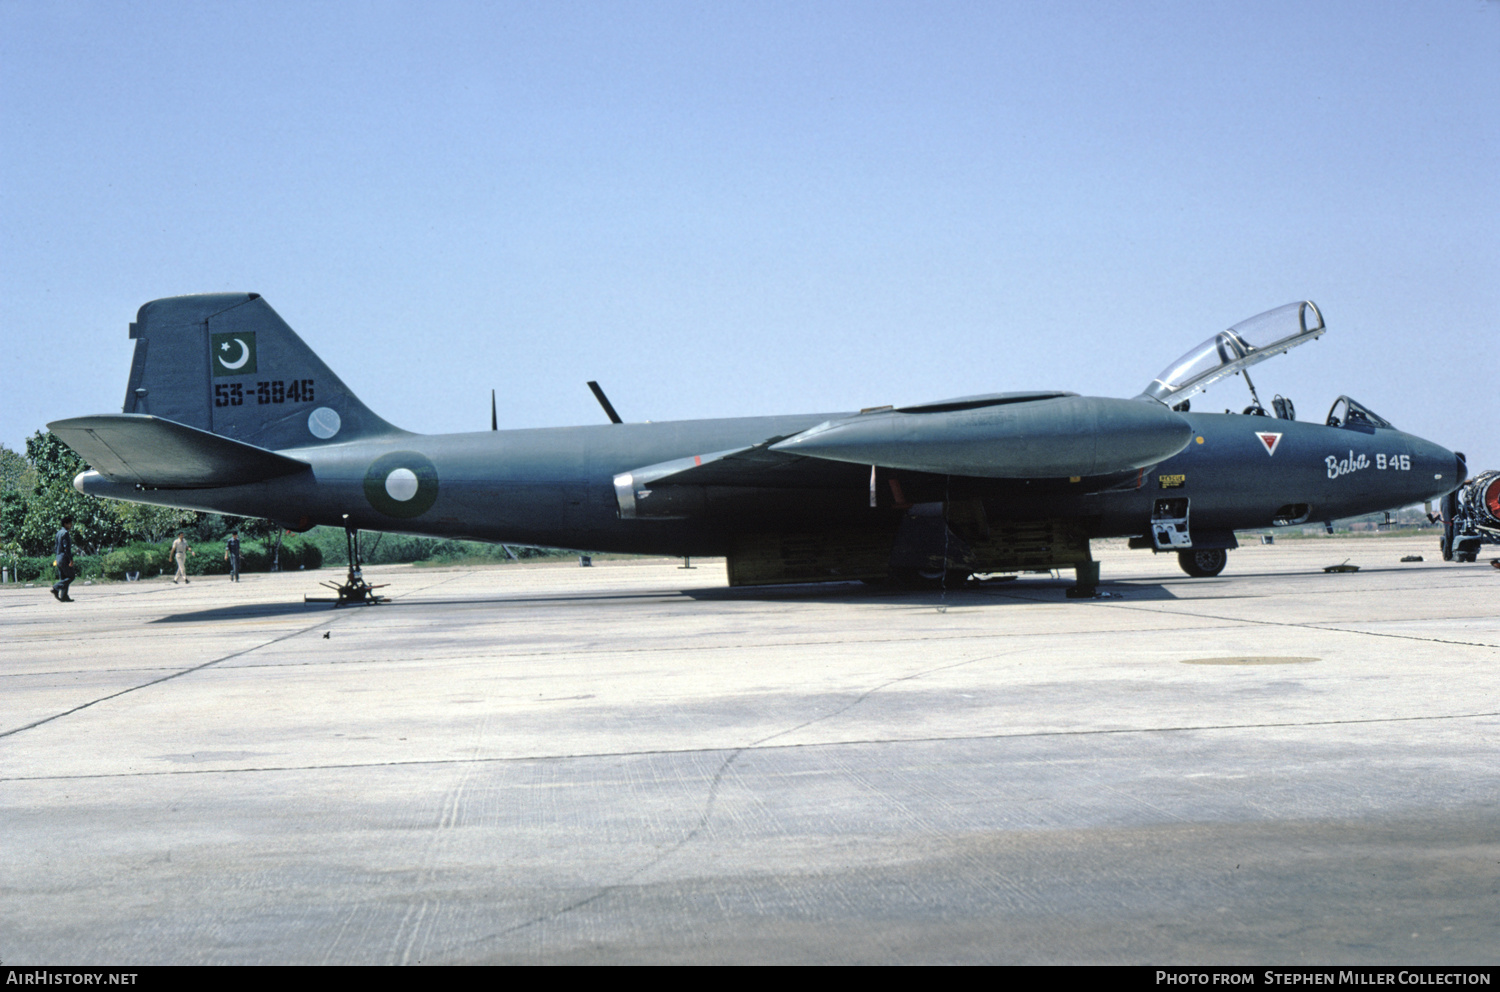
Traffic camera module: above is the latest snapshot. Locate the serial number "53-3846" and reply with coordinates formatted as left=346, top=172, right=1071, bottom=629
left=214, top=379, right=316, bottom=407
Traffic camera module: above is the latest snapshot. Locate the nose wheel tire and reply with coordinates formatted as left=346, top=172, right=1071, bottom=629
left=1178, top=548, right=1228, bottom=577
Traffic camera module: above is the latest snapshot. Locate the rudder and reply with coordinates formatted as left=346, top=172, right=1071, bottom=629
left=123, top=294, right=403, bottom=450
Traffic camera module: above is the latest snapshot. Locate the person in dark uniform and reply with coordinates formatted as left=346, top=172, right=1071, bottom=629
left=225, top=531, right=242, bottom=582
left=52, top=515, right=76, bottom=602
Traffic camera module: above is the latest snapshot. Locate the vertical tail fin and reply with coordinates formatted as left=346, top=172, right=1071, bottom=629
left=123, top=294, right=403, bottom=450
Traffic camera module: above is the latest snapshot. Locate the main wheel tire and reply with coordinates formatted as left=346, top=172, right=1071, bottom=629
left=1178, top=548, right=1228, bottom=578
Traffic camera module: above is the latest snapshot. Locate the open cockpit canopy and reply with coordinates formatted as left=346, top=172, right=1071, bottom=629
left=1140, top=301, right=1324, bottom=405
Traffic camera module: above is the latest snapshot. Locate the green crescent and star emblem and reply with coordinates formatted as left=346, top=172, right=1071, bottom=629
left=211, top=331, right=257, bottom=376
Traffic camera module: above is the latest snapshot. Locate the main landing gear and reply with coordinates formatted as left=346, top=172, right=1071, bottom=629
left=305, top=528, right=388, bottom=606
left=1178, top=547, right=1228, bottom=577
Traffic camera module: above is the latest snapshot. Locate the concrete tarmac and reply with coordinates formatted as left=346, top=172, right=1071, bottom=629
left=2, top=535, right=1497, bottom=964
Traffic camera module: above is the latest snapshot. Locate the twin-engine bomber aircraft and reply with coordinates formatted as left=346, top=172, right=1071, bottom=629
left=52, top=295, right=1460, bottom=596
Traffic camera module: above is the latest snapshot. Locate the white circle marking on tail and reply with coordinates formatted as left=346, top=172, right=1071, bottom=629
left=308, top=407, right=341, bottom=439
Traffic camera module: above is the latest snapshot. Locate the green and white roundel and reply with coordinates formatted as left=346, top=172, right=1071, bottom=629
left=364, top=451, right=440, bottom=518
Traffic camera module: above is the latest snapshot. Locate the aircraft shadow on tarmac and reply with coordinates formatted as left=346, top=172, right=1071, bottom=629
left=385, top=584, right=1205, bottom=609
left=379, top=579, right=1148, bottom=609
left=149, top=601, right=342, bottom=624
left=682, top=576, right=1207, bottom=604
left=146, top=576, right=1246, bottom=621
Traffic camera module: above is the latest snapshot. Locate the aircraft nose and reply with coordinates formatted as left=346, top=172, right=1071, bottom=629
left=1408, top=435, right=1461, bottom=500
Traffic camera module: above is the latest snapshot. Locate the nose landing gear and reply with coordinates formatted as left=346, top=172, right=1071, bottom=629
left=1178, top=547, right=1228, bottom=577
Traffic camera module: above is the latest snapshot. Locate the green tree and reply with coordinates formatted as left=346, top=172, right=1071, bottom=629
left=0, top=490, right=26, bottom=544
left=0, top=443, right=30, bottom=491
left=0, top=444, right=35, bottom=547
left=238, top=517, right=284, bottom=541
left=13, top=431, right=126, bottom=555
left=187, top=513, right=229, bottom=542
left=114, top=502, right=198, bottom=543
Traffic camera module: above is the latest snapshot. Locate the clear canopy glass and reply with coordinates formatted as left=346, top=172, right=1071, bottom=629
left=1140, top=301, right=1325, bottom=404
left=1325, top=395, right=1393, bottom=430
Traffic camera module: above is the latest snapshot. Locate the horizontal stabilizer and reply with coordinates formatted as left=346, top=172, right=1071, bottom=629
left=48, top=414, right=310, bottom=488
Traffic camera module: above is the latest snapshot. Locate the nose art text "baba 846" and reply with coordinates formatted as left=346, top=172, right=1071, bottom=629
left=1326, top=450, right=1371, bottom=479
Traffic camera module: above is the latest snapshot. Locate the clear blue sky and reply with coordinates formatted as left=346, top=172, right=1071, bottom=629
left=3, top=1, right=1496, bottom=472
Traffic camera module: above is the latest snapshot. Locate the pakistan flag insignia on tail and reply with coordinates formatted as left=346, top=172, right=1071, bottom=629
left=211, top=332, right=257, bottom=376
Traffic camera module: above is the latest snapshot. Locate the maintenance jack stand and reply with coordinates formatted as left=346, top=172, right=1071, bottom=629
left=1065, top=560, right=1101, bottom=598
left=305, top=527, right=388, bottom=607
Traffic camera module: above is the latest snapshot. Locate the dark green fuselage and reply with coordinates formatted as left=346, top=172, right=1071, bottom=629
left=82, top=408, right=1459, bottom=556
left=63, top=293, right=1461, bottom=580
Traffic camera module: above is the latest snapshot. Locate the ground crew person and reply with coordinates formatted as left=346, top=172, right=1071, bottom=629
left=51, top=515, right=76, bottom=602
left=225, top=531, right=241, bottom=582
left=171, top=532, right=194, bottom=584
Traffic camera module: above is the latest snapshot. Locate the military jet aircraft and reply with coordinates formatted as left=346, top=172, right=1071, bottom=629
left=51, top=295, right=1461, bottom=596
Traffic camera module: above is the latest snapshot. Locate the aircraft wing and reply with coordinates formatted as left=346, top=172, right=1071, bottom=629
left=628, top=440, right=864, bottom=490
left=614, top=391, right=1193, bottom=521
left=612, top=439, right=865, bottom=519
left=767, top=393, right=1192, bottom=478
left=627, top=392, right=1190, bottom=489
left=48, top=414, right=311, bottom=488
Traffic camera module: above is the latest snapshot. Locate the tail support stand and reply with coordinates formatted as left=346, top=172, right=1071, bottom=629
left=305, top=527, right=388, bottom=606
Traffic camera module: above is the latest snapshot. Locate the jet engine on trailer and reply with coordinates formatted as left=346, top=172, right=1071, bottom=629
left=1439, top=463, right=1500, bottom=562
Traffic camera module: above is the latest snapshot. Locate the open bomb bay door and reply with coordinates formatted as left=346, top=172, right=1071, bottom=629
left=1139, top=301, right=1325, bottom=407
